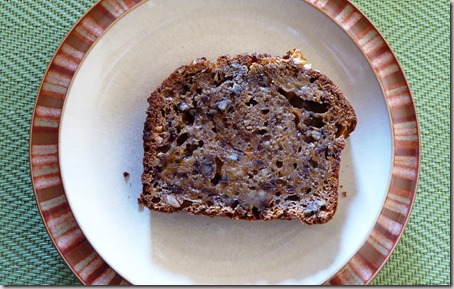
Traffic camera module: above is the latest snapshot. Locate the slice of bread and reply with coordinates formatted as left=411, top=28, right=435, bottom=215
left=139, top=49, right=356, bottom=224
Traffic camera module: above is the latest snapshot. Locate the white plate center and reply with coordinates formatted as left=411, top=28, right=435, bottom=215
left=59, top=0, right=392, bottom=285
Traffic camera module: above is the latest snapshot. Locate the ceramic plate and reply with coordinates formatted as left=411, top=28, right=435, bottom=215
left=30, top=0, right=420, bottom=285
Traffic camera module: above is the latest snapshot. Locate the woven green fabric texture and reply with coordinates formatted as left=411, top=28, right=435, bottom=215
left=0, top=0, right=449, bottom=285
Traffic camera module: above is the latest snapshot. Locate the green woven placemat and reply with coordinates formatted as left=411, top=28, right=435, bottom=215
left=0, top=0, right=449, bottom=285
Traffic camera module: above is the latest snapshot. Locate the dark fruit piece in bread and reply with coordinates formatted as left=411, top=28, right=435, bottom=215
left=139, top=49, right=356, bottom=224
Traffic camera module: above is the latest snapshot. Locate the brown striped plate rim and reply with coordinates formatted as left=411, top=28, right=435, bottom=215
left=30, top=0, right=419, bottom=285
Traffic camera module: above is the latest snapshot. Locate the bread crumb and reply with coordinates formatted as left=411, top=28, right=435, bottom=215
left=341, top=191, right=347, bottom=197
left=123, top=171, right=130, bottom=182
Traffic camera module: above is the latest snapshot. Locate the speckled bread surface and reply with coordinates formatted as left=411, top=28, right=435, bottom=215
left=139, top=49, right=356, bottom=224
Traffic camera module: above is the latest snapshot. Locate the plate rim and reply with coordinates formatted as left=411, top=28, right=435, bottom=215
left=29, top=0, right=420, bottom=285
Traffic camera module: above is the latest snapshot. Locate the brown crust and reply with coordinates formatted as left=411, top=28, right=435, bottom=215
left=140, top=49, right=357, bottom=224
